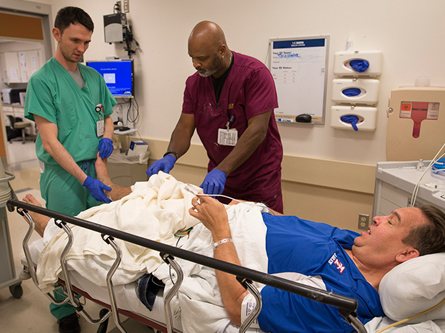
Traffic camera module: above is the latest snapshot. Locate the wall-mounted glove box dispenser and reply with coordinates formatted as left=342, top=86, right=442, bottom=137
left=333, top=50, right=383, bottom=77
left=331, top=78, right=380, bottom=105
left=330, top=105, right=377, bottom=131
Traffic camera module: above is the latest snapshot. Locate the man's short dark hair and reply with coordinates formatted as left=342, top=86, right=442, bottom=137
left=54, top=6, right=94, bottom=34
left=403, top=205, right=445, bottom=255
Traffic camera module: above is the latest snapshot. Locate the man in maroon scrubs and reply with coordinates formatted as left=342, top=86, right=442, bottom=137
left=147, top=21, right=283, bottom=212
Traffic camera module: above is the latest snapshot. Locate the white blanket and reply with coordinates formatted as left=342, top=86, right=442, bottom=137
left=153, top=202, right=269, bottom=333
left=36, top=172, right=268, bottom=332
left=37, top=172, right=201, bottom=292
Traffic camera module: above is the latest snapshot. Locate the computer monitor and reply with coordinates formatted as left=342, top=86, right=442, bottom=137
left=86, top=59, right=134, bottom=98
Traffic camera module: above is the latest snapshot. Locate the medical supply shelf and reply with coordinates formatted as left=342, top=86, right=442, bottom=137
left=113, top=128, right=137, bottom=136
left=373, top=161, right=445, bottom=217
left=0, top=171, right=22, bottom=298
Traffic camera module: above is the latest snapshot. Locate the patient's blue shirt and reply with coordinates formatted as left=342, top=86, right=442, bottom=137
left=258, top=214, right=384, bottom=333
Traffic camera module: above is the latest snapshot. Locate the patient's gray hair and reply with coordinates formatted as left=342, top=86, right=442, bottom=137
left=402, top=205, right=445, bottom=256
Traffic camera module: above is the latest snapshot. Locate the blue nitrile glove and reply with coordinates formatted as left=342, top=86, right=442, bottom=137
left=83, top=176, right=112, bottom=203
left=342, top=88, right=361, bottom=97
left=200, top=169, right=227, bottom=195
left=349, top=59, right=369, bottom=73
left=341, top=115, right=360, bottom=131
left=98, top=138, right=114, bottom=159
left=146, top=154, right=176, bottom=177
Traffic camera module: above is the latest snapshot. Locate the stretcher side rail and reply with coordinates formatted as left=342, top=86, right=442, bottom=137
left=101, top=234, right=127, bottom=332
left=7, top=199, right=367, bottom=333
left=20, top=210, right=113, bottom=328
left=160, top=253, right=184, bottom=333
left=19, top=208, right=178, bottom=333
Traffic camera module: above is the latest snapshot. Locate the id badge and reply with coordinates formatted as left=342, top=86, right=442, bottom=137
left=218, top=128, right=238, bottom=146
left=97, top=120, right=104, bottom=137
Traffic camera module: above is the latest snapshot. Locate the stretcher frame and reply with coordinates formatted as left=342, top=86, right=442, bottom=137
left=7, top=198, right=367, bottom=333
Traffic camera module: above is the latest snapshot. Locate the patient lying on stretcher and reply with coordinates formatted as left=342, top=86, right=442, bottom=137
left=21, top=156, right=445, bottom=333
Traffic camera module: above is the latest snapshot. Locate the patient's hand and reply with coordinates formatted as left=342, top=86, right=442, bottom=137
left=189, top=195, right=230, bottom=239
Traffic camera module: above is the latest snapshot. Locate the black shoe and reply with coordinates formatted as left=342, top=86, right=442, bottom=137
left=57, top=313, right=81, bottom=333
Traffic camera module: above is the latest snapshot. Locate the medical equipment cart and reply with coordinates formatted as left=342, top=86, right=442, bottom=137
left=373, top=160, right=445, bottom=216
left=109, top=129, right=149, bottom=187
left=0, top=171, right=22, bottom=298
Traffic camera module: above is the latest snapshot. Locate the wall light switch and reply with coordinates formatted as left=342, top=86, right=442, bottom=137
left=123, top=0, right=130, bottom=13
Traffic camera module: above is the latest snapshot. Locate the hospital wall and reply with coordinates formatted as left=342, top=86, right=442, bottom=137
left=140, top=139, right=375, bottom=230
left=24, top=0, right=445, bottom=230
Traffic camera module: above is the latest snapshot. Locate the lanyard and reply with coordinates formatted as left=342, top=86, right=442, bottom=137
left=226, top=114, right=236, bottom=130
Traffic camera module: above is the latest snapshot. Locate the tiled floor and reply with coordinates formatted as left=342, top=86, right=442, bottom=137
left=0, top=141, right=153, bottom=332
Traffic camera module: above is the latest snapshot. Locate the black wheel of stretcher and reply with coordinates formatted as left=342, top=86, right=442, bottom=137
left=97, top=308, right=109, bottom=333
left=9, top=283, right=23, bottom=299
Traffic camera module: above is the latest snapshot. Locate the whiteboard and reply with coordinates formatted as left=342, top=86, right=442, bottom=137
left=269, top=36, right=329, bottom=124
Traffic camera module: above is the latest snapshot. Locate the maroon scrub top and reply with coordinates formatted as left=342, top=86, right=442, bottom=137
left=182, top=52, right=283, bottom=212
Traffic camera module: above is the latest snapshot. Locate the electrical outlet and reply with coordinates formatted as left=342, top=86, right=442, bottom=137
left=123, top=0, right=130, bottom=13
left=358, top=213, right=369, bottom=231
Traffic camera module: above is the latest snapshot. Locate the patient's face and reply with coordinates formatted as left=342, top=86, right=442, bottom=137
left=352, top=207, right=427, bottom=266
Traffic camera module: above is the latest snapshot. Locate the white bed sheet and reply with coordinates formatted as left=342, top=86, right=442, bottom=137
left=29, top=241, right=445, bottom=333
left=29, top=234, right=184, bottom=331
left=29, top=236, right=265, bottom=333
left=30, top=227, right=445, bottom=333
left=27, top=201, right=267, bottom=333
left=69, top=271, right=183, bottom=331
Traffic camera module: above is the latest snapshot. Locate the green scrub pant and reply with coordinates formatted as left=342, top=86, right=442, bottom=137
left=40, top=160, right=102, bottom=217
left=51, top=285, right=79, bottom=320
left=40, top=160, right=102, bottom=320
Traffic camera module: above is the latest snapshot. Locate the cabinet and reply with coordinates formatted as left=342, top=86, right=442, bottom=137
left=1, top=52, right=20, bottom=84
left=0, top=50, right=41, bottom=83
left=373, top=161, right=445, bottom=217
left=18, top=50, right=41, bottom=82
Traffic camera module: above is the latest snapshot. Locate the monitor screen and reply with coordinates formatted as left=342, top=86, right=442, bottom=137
left=86, top=60, right=134, bottom=98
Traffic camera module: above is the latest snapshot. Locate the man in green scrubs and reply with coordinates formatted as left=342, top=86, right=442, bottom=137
left=24, top=7, right=116, bottom=333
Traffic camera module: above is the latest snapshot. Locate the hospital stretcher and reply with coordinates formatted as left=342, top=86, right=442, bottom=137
left=7, top=198, right=367, bottom=333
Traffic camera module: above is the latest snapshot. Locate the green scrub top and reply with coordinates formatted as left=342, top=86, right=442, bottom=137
left=24, top=58, right=117, bottom=216
left=25, top=57, right=116, bottom=165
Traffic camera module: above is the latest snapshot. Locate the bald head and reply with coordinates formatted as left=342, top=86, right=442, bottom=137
left=189, top=21, right=227, bottom=50
left=188, top=21, right=232, bottom=78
